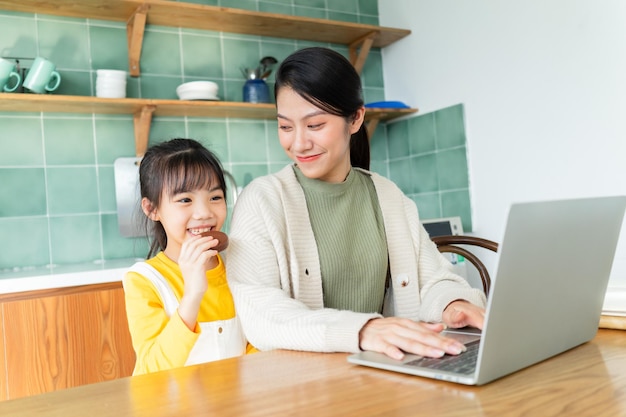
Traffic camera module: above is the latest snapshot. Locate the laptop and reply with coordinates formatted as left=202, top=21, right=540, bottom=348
left=348, top=196, right=626, bottom=385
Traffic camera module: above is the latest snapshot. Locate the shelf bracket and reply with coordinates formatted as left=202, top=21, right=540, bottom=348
left=127, top=4, right=150, bottom=77
left=349, top=31, right=379, bottom=75
left=366, top=118, right=381, bottom=141
left=133, top=105, right=156, bottom=157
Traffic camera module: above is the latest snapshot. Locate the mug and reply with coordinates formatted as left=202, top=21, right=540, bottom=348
left=0, top=58, right=21, bottom=92
left=23, top=57, right=61, bottom=94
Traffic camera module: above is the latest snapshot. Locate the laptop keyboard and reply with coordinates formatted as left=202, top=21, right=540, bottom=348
left=405, top=339, right=480, bottom=375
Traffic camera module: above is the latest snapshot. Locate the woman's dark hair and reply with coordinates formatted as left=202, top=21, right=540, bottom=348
left=274, top=47, right=370, bottom=170
left=138, top=138, right=226, bottom=258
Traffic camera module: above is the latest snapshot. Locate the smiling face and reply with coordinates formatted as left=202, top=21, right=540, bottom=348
left=276, top=87, right=365, bottom=183
left=143, top=176, right=227, bottom=262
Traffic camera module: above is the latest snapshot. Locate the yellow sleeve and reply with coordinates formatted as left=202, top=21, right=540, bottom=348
left=123, top=270, right=199, bottom=375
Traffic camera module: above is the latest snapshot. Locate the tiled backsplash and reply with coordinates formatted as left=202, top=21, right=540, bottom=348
left=0, top=1, right=470, bottom=272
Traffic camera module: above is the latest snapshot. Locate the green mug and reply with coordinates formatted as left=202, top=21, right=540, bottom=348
left=0, top=58, right=21, bottom=92
left=23, top=57, right=61, bottom=94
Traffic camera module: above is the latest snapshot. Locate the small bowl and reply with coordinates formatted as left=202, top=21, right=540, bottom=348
left=176, top=81, right=219, bottom=100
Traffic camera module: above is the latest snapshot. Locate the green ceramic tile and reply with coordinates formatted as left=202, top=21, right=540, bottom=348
left=260, top=3, right=294, bottom=15
left=140, top=74, right=182, bottom=99
left=94, top=117, right=136, bottom=163
left=0, top=117, right=43, bottom=166
left=363, top=87, right=385, bottom=104
left=330, top=0, right=359, bottom=14
left=269, top=162, right=288, bottom=174
left=293, top=6, right=326, bottom=19
left=259, top=41, right=296, bottom=71
left=388, top=157, right=412, bottom=194
left=54, top=70, right=92, bottom=96
left=361, top=49, right=384, bottom=88
left=47, top=167, right=99, bottom=215
left=436, top=147, right=469, bottom=190
left=49, top=214, right=102, bottom=265
left=148, top=119, right=187, bottom=144
left=43, top=118, right=96, bottom=165
left=386, top=119, right=409, bottom=159
left=412, top=194, right=442, bottom=220
left=187, top=121, right=230, bottom=162
left=89, top=25, right=128, bottom=71
left=223, top=38, right=267, bottom=80
left=220, top=0, right=258, bottom=11
left=328, top=11, right=359, bottom=23
left=369, top=125, right=387, bottom=162
left=181, top=34, right=223, bottom=78
left=441, top=190, right=472, bottom=231
left=101, top=214, right=150, bottom=259
left=126, top=77, right=141, bottom=98
left=0, top=168, right=46, bottom=217
left=140, top=30, right=182, bottom=75
left=0, top=217, right=50, bottom=269
left=434, top=104, right=466, bottom=149
left=230, top=163, right=270, bottom=188
left=37, top=20, right=90, bottom=70
left=370, top=160, right=387, bottom=177
left=98, top=166, right=116, bottom=212
left=223, top=79, right=244, bottom=102
left=359, top=15, right=378, bottom=25
left=294, top=0, right=326, bottom=8
left=358, top=0, right=378, bottom=16
left=408, top=113, right=436, bottom=154
left=411, top=154, right=438, bottom=193
left=0, top=15, right=37, bottom=59
left=228, top=121, right=269, bottom=163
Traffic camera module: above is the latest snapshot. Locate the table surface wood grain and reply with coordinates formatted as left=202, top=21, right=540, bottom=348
left=1, top=329, right=624, bottom=417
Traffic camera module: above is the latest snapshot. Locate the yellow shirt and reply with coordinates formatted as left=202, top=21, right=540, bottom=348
left=123, top=252, right=256, bottom=375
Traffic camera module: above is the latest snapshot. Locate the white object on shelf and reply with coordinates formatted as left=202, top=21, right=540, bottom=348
left=176, top=81, right=219, bottom=100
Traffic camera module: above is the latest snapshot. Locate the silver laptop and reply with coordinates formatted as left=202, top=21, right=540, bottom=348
left=348, top=196, right=626, bottom=385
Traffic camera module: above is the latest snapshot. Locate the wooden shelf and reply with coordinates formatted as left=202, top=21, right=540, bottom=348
left=0, top=94, right=418, bottom=155
left=0, top=0, right=411, bottom=75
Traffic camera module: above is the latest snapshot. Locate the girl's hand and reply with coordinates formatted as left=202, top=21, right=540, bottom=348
left=358, top=317, right=468, bottom=361
left=176, top=233, right=220, bottom=330
left=442, top=300, right=485, bottom=330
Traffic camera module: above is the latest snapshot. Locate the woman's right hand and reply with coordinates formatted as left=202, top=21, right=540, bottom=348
left=358, top=317, right=467, bottom=361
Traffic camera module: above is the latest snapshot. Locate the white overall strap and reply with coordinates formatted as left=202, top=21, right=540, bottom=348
left=128, top=262, right=179, bottom=317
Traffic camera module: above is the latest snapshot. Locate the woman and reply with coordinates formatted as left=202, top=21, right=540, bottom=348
left=227, top=47, right=486, bottom=361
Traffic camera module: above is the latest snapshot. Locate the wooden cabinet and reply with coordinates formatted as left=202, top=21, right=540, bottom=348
left=0, top=283, right=135, bottom=401
left=0, top=0, right=417, bottom=156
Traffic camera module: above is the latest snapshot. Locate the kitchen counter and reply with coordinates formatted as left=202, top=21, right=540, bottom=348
left=0, top=258, right=141, bottom=294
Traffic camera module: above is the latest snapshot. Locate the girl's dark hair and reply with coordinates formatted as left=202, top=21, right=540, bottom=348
left=139, top=138, right=226, bottom=258
left=274, top=47, right=370, bottom=170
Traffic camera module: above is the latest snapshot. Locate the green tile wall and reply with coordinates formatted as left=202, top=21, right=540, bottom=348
left=0, top=1, right=470, bottom=273
left=376, top=104, right=472, bottom=232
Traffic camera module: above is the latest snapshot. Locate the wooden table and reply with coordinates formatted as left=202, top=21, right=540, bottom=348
left=1, top=329, right=624, bottom=417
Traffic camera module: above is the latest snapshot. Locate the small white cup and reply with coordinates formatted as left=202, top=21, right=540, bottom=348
left=96, top=69, right=127, bottom=98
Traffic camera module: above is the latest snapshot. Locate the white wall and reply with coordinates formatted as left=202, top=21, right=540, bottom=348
left=379, top=0, right=626, bottom=293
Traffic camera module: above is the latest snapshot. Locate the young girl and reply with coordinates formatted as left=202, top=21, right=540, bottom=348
left=123, top=138, right=254, bottom=375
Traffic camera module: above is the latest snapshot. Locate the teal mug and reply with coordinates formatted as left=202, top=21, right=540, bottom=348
left=23, top=57, right=61, bottom=94
left=0, top=58, right=21, bottom=92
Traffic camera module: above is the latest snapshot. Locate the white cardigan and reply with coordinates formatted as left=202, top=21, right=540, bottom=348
left=227, top=165, right=486, bottom=353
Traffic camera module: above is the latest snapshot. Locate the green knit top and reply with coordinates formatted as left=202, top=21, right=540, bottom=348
left=293, top=165, right=388, bottom=314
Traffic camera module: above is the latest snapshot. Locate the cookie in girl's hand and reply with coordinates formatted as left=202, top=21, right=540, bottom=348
left=200, top=230, right=229, bottom=252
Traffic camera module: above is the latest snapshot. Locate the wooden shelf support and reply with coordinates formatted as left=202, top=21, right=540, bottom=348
left=126, top=4, right=150, bottom=77
left=349, top=31, right=379, bottom=75
left=133, top=105, right=156, bottom=157
left=365, top=118, right=381, bottom=141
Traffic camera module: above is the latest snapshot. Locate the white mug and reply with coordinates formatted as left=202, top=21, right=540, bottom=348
left=0, top=58, right=21, bottom=92
left=23, top=57, right=61, bottom=94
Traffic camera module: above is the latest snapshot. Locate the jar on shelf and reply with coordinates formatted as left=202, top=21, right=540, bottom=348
left=243, top=79, right=270, bottom=103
